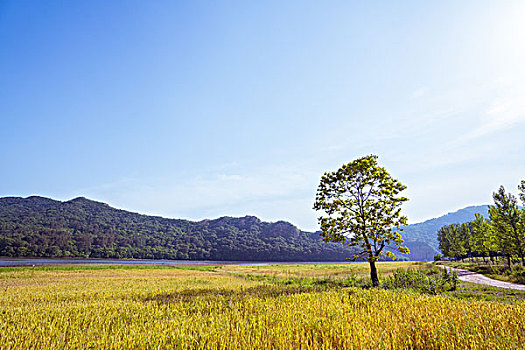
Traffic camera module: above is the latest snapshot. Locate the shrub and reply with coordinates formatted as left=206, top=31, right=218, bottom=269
left=509, top=265, right=525, bottom=283
left=382, top=267, right=458, bottom=295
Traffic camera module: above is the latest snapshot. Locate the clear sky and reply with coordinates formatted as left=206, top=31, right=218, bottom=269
left=1, top=1, right=525, bottom=231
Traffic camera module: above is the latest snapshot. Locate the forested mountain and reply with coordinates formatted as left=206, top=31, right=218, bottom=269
left=0, top=196, right=494, bottom=261
left=0, top=196, right=359, bottom=261
left=401, top=205, right=489, bottom=260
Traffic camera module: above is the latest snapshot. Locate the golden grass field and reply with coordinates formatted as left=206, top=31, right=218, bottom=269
left=0, top=262, right=524, bottom=349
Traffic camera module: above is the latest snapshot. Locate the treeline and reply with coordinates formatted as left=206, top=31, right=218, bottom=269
left=0, top=196, right=360, bottom=261
left=438, top=180, right=525, bottom=266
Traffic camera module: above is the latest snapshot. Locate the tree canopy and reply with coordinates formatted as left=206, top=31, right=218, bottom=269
left=313, top=155, right=409, bottom=286
left=437, top=181, right=525, bottom=266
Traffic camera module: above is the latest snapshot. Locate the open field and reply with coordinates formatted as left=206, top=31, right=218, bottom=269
left=218, top=261, right=423, bottom=279
left=1, top=263, right=524, bottom=349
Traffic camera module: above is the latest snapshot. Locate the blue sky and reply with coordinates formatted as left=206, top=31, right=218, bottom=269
left=2, top=0, right=525, bottom=231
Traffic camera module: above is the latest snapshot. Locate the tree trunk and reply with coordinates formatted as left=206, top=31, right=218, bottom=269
left=507, top=255, right=512, bottom=269
left=369, top=260, right=379, bottom=287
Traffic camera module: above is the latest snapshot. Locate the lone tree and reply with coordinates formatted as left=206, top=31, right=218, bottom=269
left=313, top=155, right=409, bottom=286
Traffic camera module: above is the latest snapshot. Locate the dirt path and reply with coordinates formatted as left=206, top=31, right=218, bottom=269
left=443, top=266, right=525, bottom=291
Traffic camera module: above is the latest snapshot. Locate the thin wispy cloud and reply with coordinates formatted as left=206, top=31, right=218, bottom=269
left=460, top=97, right=525, bottom=142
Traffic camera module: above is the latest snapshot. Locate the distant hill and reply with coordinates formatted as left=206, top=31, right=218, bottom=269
left=0, top=196, right=496, bottom=262
left=401, top=205, right=489, bottom=260
left=0, top=196, right=359, bottom=261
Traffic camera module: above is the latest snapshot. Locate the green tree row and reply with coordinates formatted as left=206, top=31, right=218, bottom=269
left=438, top=181, right=525, bottom=266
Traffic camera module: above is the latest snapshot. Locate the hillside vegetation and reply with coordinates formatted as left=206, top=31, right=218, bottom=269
left=0, top=196, right=358, bottom=261
left=0, top=196, right=495, bottom=261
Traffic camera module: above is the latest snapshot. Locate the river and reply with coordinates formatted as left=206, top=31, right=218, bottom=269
left=0, top=258, right=357, bottom=267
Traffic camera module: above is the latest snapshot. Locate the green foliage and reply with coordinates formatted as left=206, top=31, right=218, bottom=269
left=438, top=223, right=472, bottom=260
left=471, top=213, right=494, bottom=257
left=508, top=265, right=525, bottom=284
left=433, top=253, right=442, bottom=261
left=489, top=186, right=525, bottom=261
left=230, top=271, right=369, bottom=289
left=437, top=182, right=525, bottom=266
left=0, top=196, right=360, bottom=261
left=381, top=267, right=458, bottom=294
left=313, top=155, right=409, bottom=286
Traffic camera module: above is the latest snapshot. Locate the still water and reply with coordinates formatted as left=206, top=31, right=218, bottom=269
left=0, top=258, right=355, bottom=267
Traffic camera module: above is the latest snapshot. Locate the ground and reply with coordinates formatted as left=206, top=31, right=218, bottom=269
left=0, top=262, right=524, bottom=349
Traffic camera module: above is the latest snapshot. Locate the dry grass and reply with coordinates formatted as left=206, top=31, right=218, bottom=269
left=0, top=264, right=523, bottom=349
left=219, top=261, right=424, bottom=279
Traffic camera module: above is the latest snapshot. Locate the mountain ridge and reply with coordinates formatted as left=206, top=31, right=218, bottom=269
left=401, top=205, right=490, bottom=260
left=0, top=196, right=358, bottom=261
left=0, top=196, right=493, bottom=261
